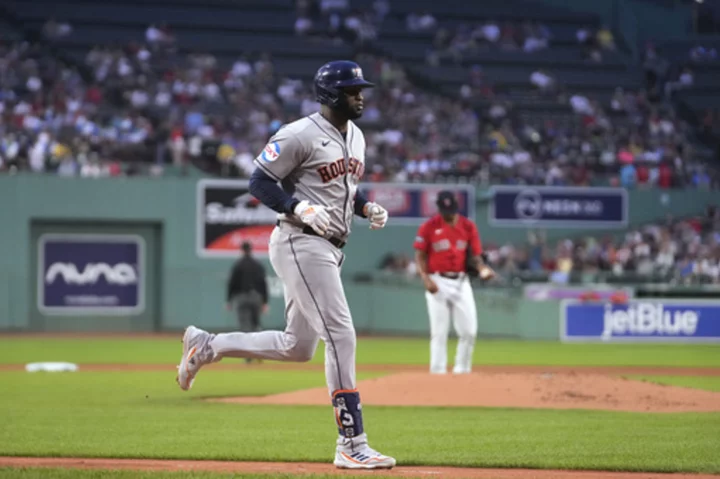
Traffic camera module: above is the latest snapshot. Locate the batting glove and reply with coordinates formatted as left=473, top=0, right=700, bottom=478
left=294, top=200, right=331, bottom=236
left=364, top=202, right=388, bottom=230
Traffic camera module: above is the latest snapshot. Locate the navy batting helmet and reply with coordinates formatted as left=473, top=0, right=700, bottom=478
left=314, top=60, right=374, bottom=108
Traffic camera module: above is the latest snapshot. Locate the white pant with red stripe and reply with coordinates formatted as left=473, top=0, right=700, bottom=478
left=425, top=273, right=478, bottom=374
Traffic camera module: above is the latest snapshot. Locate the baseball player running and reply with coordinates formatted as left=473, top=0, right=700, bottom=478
left=176, top=60, right=395, bottom=469
left=413, top=191, right=495, bottom=375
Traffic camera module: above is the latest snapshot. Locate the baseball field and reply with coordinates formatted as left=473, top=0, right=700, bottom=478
left=1, top=334, right=719, bottom=479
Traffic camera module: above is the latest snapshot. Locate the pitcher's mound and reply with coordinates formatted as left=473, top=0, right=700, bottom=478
left=211, top=372, right=720, bottom=413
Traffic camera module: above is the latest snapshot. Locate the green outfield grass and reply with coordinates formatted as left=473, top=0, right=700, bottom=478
left=1, top=370, right=719, bottom=473
left=628, top=375, right=720, bottom=391
left=2, top=337, right=720, bottom=367
left=0, top=470, right=394, bottom=479
left=1, top=338, right=719, bottom=474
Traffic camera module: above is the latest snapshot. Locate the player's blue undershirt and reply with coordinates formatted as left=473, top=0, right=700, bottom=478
left=249, top=168, right=369, bottom=218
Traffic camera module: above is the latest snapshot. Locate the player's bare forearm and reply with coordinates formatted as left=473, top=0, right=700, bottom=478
left=474, top=253, right=496, bottom=279
left=415, top=250, right=430, bottom=279
left=472, top=255, right=484, bottom=269
left=415, top=250, right=438, bottom=293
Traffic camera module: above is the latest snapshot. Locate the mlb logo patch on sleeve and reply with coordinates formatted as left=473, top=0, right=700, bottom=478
left=261, top=141, right=281, bottom=163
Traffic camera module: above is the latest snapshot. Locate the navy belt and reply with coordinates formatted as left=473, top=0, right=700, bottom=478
left=277, top=221, right=346, bottom=249
left=439, top=272, right=462, bottom=279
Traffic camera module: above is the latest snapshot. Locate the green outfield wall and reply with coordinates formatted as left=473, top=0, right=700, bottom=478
left=1, top=175, right=717, bottom=336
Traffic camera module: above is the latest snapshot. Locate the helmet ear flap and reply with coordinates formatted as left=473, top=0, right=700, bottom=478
left=329, top=87, right=342, bottom=108
left=316, top=84, right=342, bottom=108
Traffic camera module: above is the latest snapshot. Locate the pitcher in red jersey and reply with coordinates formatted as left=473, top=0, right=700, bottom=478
left=413, top=191, right=495, bottom=374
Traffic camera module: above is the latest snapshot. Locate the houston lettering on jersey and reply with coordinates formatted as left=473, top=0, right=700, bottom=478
left=317, top=158, right=365, bottom=184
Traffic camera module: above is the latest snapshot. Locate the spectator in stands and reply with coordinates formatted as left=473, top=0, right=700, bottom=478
left=320, top=0, right=348, bottom=15
left=378, top=252, right=416, bottom=277
left=689, top=45, right=718, bottom=62
left=372, top=0, right=389, bottom=24
left=295, top=15, right=314, bottom=35
left=694, top=249, right=719, bottom=283
left=343, top=9, right=378, bottom=45
left=522, top=21, right=551, bottom=53
left=576, top=26, right=591, bottom=44
left=145, top=23, right=175, bottom=49
left=448, top=24, right=477, bottom=58
left=42, top=18, right=72, bottom=40
left=691, top=165, right=712, bottom=189
left=406, top=11, right=437, bottom=32
left=499, top=22, right=520, bottom=51
left=610, top=87, right=627, bottom=112
left=642, top=43, right=670, bottom=101
left=529, top=69, right=556, bottom=93
left=577, top=25, right=602, bottom=62
left=459, top=65, right=494, bottom=100
left=664, top=66, right=694, bottom=99
left=569, top=93, right=594, bottom=115
left=473, top=19, right=500, bottom=47
left=596, top=25, right=615, bottom=51
left=426, top=28, right=456, bottom=65
left=0, top=134, right=20, bottom=171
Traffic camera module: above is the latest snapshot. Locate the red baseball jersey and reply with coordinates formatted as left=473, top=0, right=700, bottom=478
left=413, top=214, right=483, bottom=274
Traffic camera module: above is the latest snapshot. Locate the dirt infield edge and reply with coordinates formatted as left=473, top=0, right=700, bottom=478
left=3, top=363, right=720, bottom=376
left=1, top=457, right=718, bottom=479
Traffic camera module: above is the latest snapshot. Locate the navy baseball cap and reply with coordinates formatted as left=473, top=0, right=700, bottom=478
left=436, top=191, right=459, bottom=214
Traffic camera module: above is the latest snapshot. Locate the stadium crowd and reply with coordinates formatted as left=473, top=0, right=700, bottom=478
left=496, top=205, right=719, bottom=284
left=381, top=205, right=720, bottom=285
left=423, top=18, right=618, bottom=65
left=0, top=41, right=160, bottom=177
left=0, top=20, right=718, bottom=190
left=425, top=19, right=555, bottom=66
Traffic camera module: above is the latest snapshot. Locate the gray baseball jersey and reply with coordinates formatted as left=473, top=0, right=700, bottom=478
left=252, top=112, right=366, bottom=240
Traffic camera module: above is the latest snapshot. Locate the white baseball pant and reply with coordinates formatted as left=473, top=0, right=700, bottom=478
left=209, top=223, right=356, bottom=394
left=425, top=273, right=478, bottom=374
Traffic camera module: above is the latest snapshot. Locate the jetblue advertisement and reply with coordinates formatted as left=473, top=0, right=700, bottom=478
left=38, top=234, right=144, bottom=315
left=489, top=186, right=627, bottom=228
left=561, top=300, right=720, bottom=343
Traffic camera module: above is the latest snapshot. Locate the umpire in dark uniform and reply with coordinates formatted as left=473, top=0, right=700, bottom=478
left=226, top=241, right=269, bottom=363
